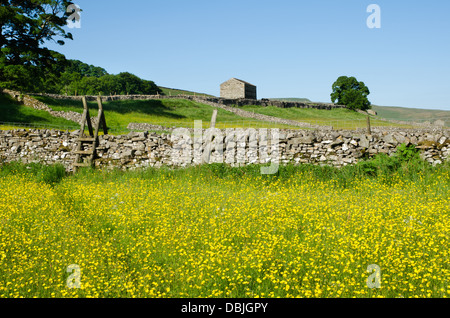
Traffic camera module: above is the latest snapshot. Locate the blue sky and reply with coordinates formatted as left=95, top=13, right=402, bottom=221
left=46, top=0, right=450, bottom=110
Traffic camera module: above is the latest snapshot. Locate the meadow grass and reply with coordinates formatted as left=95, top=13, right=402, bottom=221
left=0, top=157, right=449, bottom=298
left=239, top=106, right=414, bottom=129
left=0, top=94, right=79, bottom=130
left=32, top=96, right=300, bottom=132
left=372, top=105, right=450, bottom=127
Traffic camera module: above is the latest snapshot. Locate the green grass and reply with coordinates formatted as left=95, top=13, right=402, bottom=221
left=7, top=91, right=445, bottom=133
left=0, top=154, right=448, bottom=298
left=0, top=93, right=79, bottom=130
left=31, top=96, right=300, bottom=133
left=372, top=105, right=450, bottom=127
left=2, top=144, right=446, bottom=188
left=240, top=105, right=415, bottom=129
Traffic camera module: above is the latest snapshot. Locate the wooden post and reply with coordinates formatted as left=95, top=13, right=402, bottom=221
left=73, top=97, right=108, bottom=173
left=82, top=96, right=94, bottom=137
left=210, top=109, right=218, bottom=129
left=367, top=115, right=371, bottom=134
left=97, top=96, right=108, bottom=135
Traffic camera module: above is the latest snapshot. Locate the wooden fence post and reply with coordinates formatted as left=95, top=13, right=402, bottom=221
left=210, top=109, right=218, bottom=129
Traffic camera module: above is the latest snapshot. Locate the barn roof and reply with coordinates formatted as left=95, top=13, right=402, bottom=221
left=223, top=78, right=256, bottom=87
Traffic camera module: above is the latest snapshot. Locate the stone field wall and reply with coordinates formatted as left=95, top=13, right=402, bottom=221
left=1, top=128, right=448, bottom=172
left=1, top=88, right=449, bottom=171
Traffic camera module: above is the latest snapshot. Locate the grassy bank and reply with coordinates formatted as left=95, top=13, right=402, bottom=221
left=372, top=105, right=450, bottom=127
left=0, top=93, right=79, bottom=131
left=240, top=105, right=414, bottom=129
left=32, top=96, right=299, bottom=133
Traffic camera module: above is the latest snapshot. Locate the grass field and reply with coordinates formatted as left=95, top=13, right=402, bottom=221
left=0, top=157, right=449, bottom=298
left=2, top=92, right=448, bottom=132
left=2, top=93, right=298, bottom=133
left=240, top=105, right=414, bottom=130
left=29, top=95, right=416, bottom=132
left=372, top=105, right=450, bottom=127
left=0, top=94, right=79, bottom=131
left=30, top=96, right=300, bottom=132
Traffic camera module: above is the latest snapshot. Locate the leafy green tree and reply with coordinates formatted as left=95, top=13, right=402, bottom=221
left=114, top=72, right=161, bottom=95
left=331, top=76, right=371, bottom=111
left=0, top=1, right=163, bottom=96
left=78, top=77, right=102, bottom=95
left=64, top=59, right=108, bottom=78
left=97, top=74, right=121, bottom=96
left=141, top=79, right=161, bottom=95
left=0, top=0, right=73, bottom=91
left=116, top=72, right=142, bottom=95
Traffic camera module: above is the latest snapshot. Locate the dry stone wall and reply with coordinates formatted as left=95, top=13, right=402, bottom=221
left=1, top=128, right=448, bottom=172
left=30, top=92, right=345, bottom=109
left=2, top=89, right=449, bottom=171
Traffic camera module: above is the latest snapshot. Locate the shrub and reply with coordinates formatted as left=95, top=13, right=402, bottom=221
left=395, top=143, right=420, bottom=162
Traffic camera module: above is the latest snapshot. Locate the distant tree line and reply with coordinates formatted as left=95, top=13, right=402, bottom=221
left=1, top=56, right=163, bottom=96
left=56, top=59, right=163, bottom=96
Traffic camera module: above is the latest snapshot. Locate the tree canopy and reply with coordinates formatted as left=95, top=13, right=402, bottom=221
left=1, top=1, right=162, bottom=96
left=59, top=67, right=162, bottom=96
left=331, top=76, right=371, bottom=111
left=0, top=0, right=73, bottom=91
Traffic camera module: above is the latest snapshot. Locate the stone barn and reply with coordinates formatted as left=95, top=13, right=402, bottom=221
left=220, top=78, right=257, bottom=100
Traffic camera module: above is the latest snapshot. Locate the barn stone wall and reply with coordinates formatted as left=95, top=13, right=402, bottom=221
left=220, top=79, right=257, bottom=100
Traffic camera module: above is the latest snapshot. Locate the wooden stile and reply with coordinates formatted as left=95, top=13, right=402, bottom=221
left=73, top=96, right=108, bottom=173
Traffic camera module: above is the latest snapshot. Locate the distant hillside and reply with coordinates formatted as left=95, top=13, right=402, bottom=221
left=372, top=105, right=450, bottom=126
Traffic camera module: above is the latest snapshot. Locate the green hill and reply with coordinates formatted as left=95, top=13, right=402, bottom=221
left=5, top=91, right=445, bottom=133
left=372, top=105, right=450, bottom=126
left=239, top=105, right=413, bottom=130
left=26, top=95, right=299, bottom=133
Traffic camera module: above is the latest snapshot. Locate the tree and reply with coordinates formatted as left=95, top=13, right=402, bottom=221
left=141, top=79, right=162, bottom=95
left=64, top=59, right=108, bottom=78
left=0, top=0, right=73, bottom=91
left=98, top=74, right=121, bottom=96
left=331, top=76, right=371, bottom=111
